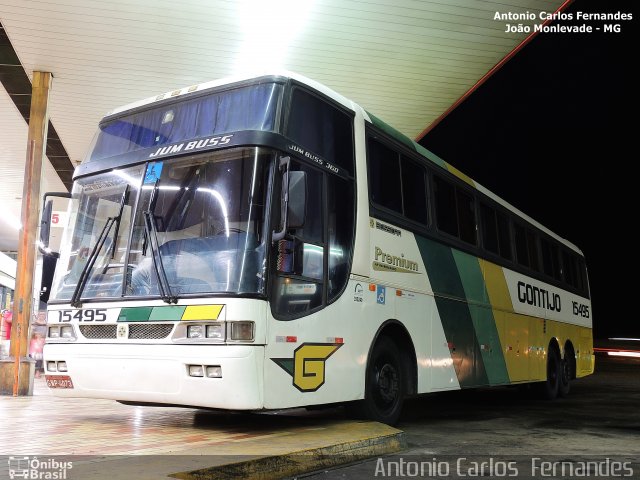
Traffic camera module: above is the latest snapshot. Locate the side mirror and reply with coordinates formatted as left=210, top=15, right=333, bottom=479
left=39, top=199, right=54, bottom=250
left=272, top=158, right=307, bottom=242
left=286, top=171, right=306, bottom=229
left=39, top=191, right=72, bottom=256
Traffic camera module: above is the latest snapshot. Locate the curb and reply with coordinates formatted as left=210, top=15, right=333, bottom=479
left=170, top=428, right=406, bottom=480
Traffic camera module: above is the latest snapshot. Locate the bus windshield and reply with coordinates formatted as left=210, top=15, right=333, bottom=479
left=51, top=147, right=273, bottom=302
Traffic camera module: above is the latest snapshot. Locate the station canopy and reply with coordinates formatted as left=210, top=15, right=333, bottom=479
left=0, top=0, right=563, bottom=250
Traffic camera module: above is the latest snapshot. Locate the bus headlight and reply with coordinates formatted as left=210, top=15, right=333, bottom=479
left=48, top=326, right=60, bottom=338
left=187, top=325, right=203, bottom=339
left=206, top=323, right=225, bottom=340
left=229, top=321, right=255, bottom=341
left=60, top=326, right=76, bottom=339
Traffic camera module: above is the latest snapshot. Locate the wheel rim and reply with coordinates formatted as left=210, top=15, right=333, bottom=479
left=548, top=352, right=559, bottom=387
left=373, top=360, right=399, bottom=411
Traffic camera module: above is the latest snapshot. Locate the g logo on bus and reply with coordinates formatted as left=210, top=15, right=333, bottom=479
left=272, top=343, right=343, bottom=392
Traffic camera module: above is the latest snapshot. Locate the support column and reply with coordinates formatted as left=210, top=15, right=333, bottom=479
left=0, top=71, right=52, bottom=396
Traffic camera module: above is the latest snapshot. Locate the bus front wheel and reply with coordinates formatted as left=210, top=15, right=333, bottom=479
left=352, top=336, right=405, bottom=425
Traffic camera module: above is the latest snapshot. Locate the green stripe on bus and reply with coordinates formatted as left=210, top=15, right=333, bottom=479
left=451, top=250, right=510, bottom=386
left=118, top=307, right=153, bottom=322
left=149, top=306, right=186, bottom=321
left=366, top=111, right=447, bottom=169
left=415, top=236, right=489, bottom=387
left=415, top=144, right=447, bottom=168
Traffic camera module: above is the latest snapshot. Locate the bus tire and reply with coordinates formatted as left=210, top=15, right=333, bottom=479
left=559, top=352, right=574, bottom=398
left=540, top=346, right=561, bottom=400
left=354, top=336, right=405, bottom=425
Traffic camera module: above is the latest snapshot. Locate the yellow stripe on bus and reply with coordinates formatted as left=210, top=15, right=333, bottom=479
left=182, top=305, right=224, bottom=321
left=445, top=163, right=475, bottom=187
left=481, top=260, right=594, bottom=382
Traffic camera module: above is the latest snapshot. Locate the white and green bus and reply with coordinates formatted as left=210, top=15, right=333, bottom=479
left=42, top=72, right=593, bottom=424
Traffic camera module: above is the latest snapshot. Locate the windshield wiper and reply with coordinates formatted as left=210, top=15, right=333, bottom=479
left=143, top=210, right=177, bottom=304
left=70, top=185, right=130, bottom=308
left=141, top=178, right=160, bottom=256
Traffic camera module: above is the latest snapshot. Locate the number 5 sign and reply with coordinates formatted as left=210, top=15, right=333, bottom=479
left=51, top=210, right=67, bottom=227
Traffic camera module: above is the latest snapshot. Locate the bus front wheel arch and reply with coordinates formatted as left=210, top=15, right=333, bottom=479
left=351, top=335, right=405, bottom=425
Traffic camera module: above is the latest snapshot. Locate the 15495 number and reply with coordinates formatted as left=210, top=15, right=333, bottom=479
left=57, top=309, right=107, bottom=322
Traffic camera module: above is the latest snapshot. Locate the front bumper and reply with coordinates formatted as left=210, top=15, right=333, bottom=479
left=44, top=343, right=264, bottom=410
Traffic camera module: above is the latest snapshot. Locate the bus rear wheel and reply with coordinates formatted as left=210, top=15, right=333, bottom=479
left=352, top=336, right=405, bottom=425
left=540, top=347, right=561, bottom=400
left=559, top=353, right=574, bottom=398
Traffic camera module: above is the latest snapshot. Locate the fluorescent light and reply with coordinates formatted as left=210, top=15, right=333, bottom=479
left=235, top=0, right=316, bottom=74
left=609, top=338, right=640, bottom=342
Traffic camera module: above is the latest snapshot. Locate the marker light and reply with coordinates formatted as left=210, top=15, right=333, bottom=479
left=47, top=361, right=57, bottom=372
left=206, top=366, right=222, bottom=378
left=229, top=321, right=255, bottom=341
left=57, top=361, right=68, bottom=372
left=188, top=365, right=204, bottom=377
left=48, top=326, right=60, bottom=338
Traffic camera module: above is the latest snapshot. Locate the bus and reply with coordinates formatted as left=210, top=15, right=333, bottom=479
left=41, top=72, right=594, bottom=425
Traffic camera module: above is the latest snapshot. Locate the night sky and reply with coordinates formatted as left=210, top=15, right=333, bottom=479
left=419, top=0, right=636, bottom=338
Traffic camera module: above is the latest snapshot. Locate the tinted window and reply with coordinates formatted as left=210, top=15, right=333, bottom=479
left=526, top=230, right=540, bottom=271
left=579, top=259, right=589, bottom=295
left=287, top=89, right=354, bottom=174
left=541, top=238, right=561, bottom=280
left=480, top=203, right=499, bottom=254
left=327, top=175, right=354, bottom=301
left=496, top=211, right=512, bottom=260
left=562, top=250, right=579, bottom=289
left=368, top=138, right=402, bottom=213
left=401, top=157, right=428, bottom=224
left=514, top=223, right=529, bottom=268
left=434, top=176, right=458, bottom=237
left=92, top=83, right=283, bottom=162
left=457, top=189, right=476, bottom=245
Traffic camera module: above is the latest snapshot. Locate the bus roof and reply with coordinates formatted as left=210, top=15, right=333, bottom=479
left=104, top=72, right=583, bottom=256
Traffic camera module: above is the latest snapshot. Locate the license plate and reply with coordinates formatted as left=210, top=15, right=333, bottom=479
left=45, top=375, right=74, bottom=389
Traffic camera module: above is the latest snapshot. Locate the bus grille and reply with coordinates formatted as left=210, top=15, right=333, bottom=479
left=79, top=324, right=174, bottom=340
left=128, top=323, right=174, bottom=339
left=80, top=325, right=117, bottom=339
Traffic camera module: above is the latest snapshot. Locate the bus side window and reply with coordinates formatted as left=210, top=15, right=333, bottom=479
left=480, top=203, right=499, bottom=254
left=368, top=138, right=402, bottom=214
left=541, top=238, right=561, bottom=281
left=401, top=157, right=428, bottom=224
left=434, top=176, right=458, bottom=237
left=514, top=223, right=530, bottom=268
left=562, top=250, right=579, bottom=289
